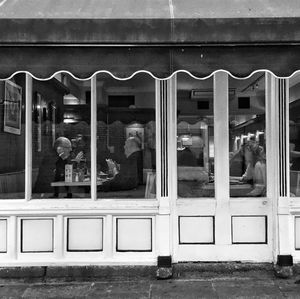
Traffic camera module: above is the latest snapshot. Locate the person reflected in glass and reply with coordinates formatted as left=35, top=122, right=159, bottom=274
left=230, top=137, right=266, bottom=196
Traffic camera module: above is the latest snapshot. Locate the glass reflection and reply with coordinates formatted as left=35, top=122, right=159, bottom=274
left=177, top=74, right=214, bottom=198
left=0, top=75, right=25, bottom=199
left=289, top=73, right=300, bottom=196
left=32, top=73, right=91, bottom=198
left=96, top=73, right=156, bottom=199
left=229, top=73, right=266, bottom=197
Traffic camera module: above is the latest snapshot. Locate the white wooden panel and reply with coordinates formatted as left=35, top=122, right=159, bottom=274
left=67, top=218, right=103, bottom=251
left=117, top=218, right=152, bottom=251
left=179, top=216, right=214, bottom=244
left=295, top=217, right=300, bottom=250
left=232, top=216, right=267, bottom=244
left=21, top=219, right=53, bottom=252
left=0, top=220, right=7, bottom=252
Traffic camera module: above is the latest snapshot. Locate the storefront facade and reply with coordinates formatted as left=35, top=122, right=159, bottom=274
left=0, top=1, right=300, bottom=269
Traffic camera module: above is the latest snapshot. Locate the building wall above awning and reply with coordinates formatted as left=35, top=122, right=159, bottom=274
left=1, top=0, right=300, bottom=19
left=1, top=45, right=300, bottom=80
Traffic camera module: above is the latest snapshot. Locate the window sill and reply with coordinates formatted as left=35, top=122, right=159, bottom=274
left=0, top=198, right=159, bottom=215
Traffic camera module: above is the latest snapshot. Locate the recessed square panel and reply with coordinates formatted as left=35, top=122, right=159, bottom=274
left=232, top=216, right=267, bottom=244
left=67, top=218, right=103, bottom=252
left=295, top=217, right=300, bottom=250
left=0, top=220, right=7, bottom=253
left=116, top=218, right=152, bottom=252
left=21, top=219, right=53, bottom=253
left=179, top=216, right=214, bottom=244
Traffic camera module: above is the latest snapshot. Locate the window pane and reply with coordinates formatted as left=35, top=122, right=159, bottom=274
left=229, top=73, right=266, bottom=197
left=96, top=73, right=156, bottom=199
left=0, top=75, right=25, bottom=199
left=32, top=73, right=91, bottom=199
left=289, top=73, right=300, bottom=196
left=177, top=74, right=214, bottom=198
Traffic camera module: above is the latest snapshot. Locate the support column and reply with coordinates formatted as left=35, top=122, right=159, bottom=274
left=274, top=77, right=294, bottom=278
left=155, top=76, right=176, bottom=278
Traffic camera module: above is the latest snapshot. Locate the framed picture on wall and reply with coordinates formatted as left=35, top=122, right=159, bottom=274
left=4, top=80, right=22, bottom=135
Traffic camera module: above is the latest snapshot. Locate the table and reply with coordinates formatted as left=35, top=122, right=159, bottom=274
left=51, top=178, right=112, bottom=187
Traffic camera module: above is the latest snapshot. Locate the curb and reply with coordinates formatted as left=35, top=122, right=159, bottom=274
left=0, top=263, right=298, bottom=281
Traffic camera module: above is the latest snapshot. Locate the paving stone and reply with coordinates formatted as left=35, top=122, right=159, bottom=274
left=87, top=281, right=150, bottom=298
left=213, top=280, right=284, bottom=299
left=0, top=275, right=299, bottom=298
left=0, top=284, right=28, bottom=298
left=22, top=283, right=93, bottom=298
left=276, top=279, right=300, bottom=299
left=46, top=266, right=156, bottom=281
left=150, top=280, right=217, bottom=299
left=0, top=267, right=45, bottom=279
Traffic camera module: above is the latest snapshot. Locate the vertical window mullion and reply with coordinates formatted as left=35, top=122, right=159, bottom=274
left=25, top=73, right=32, bottom=201
left=91, top=75, right=97, bottom=200
left=285, top=78, right=290, bottom=197
left=155, top=79, right=162, bottom=200
left=214, top=71, right=229, bottom=200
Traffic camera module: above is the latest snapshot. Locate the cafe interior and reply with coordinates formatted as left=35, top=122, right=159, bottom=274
left=0, top=71, right=269, bottom=200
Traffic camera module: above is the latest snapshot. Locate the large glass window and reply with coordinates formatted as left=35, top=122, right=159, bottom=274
left=177, top=74, right=214, bottom=198
left=0, top=75, right=25, bottom=199
left=96, top=73, right=156, bottom=199
left=229, top=73, right=266, bottom=197
left=32, top=73, right=91, bottom=199
left=289, top=73, right=300, bottom=196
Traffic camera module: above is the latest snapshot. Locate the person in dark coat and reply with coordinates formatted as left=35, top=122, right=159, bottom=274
left=53, top=137, right=83, bottom=198
left=101, top=137, right=142, bottom=191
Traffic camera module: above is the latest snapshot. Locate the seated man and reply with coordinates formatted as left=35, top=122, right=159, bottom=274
left=53, top=136, right=83, bottom=198
left=100, top=137, right=142, bottom=191
left=177, top=146, right=197, bottom=166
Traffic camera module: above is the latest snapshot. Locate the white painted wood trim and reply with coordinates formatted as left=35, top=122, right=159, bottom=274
left=169, top=75, right=178, bottom=262
left=214, top=72, right=229, bottom=201
left=55, top=215, right=64, bottom=259
left=168, top=74, right=178, bottom=206
left=91, top=75, right=97, bottom=201
left=214, top=71, right=231, bottom=245
left=266, top=72, right=279, bottom=260
left=25, top=74, right=32, bottom=201
left=285, top=78, right=290, bottom=198
left=7, top=216, right=17, bottom=260
left=266, top=73, right=278, bottom=200
left=155, top=79, right=161, bottom=202
left=104, top=215, right=113, bottom=258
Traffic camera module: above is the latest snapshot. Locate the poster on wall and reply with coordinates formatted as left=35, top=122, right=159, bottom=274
left=4, top=80, right=22, bottom=135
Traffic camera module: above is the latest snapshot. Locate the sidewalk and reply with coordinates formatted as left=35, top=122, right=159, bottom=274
left=0, top=264, right=299, bottom=298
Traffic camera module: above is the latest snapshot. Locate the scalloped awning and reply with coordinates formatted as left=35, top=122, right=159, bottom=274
left=1, top=45, right=300, bottom=80
left=0, top=0, right=300, bottom=79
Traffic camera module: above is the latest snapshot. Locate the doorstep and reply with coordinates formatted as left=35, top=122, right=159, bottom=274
left=0, top=263, right=299, bottom=282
